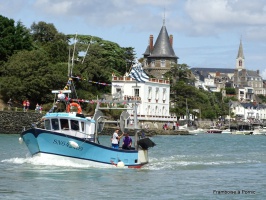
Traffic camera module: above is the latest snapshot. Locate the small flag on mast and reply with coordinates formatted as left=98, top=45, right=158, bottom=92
left=128, top=61, right=149, bottom=83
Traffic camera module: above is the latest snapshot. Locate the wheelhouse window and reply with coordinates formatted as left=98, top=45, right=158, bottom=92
left=44, top=119, right=51, bottom=130
left=51, top=119, right=59, bottom=130
left=81, top=121, right=85, bottom=132
left=70, top=120, right=79, bottom=131
left=60, top=119, right=69, bottom=130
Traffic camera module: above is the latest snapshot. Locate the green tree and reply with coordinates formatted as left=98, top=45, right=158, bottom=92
left=0, top=50, right=67, bottom=107
left=0, top=15, right=32, bottom=63
left=170, top=80, right=227, bottom=120
left=225, top=87, right=236, bottom=95
left=164, top=63, right=192, bottom=86
left=31, top=21, right=69, bottom=63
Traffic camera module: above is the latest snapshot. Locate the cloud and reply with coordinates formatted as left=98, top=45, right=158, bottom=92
left=261, top=69, right=266, bottom=80
left=0, top=0, right=29, bottom=16
left=183, top=0, right=266, bottom=36
left=1, top=0, right=266, bottom=72
left=32, top=0, right=173, bottom=27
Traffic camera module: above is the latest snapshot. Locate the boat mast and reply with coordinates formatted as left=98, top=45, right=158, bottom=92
left=133, top=80, right=139, bottom=150
left=133, top=101, right=139, bottom=150
left=70, top=33, right=78, bottom=77
left=82, top=36, right=93, bottom=64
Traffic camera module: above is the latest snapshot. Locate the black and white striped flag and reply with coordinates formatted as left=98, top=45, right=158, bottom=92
left=129, top=62, right=149, bottom=83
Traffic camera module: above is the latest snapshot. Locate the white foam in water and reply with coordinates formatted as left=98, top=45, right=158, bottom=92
left=2, top=154, right=116, bottom=169
left=145, top=154, right=261, bottom=170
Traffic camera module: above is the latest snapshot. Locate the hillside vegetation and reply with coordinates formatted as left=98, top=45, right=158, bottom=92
left=0, top=15, right=230, bottom=119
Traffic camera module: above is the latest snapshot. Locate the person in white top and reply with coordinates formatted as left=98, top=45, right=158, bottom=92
left=111, top=129, right=124, bottom=149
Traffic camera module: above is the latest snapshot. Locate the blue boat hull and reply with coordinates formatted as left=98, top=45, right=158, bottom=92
left=21, top=128, right=148, bottom=168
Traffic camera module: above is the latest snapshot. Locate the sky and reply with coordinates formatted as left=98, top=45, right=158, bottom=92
left=1, top=0, right=266, bottom=78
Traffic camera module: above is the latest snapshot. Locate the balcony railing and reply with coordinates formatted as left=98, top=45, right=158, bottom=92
left=112, top=76, right=169, bottom=84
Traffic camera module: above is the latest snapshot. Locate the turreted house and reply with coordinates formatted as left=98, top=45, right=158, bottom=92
left=142, top=22, right=178, bottom=79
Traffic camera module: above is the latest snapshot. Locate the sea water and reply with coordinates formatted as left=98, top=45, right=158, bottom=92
left=0, top=134, right=265, bottom=200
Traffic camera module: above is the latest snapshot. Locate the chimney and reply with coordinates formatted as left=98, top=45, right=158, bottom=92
left=169, top=35, right=173, bottom=46
left=149, top=35, right=153, bottom=51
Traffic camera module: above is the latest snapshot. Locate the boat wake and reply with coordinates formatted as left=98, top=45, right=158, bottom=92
left=1, top=155, right=115, bottom=169
left=145, top=155, right=261, bottom=170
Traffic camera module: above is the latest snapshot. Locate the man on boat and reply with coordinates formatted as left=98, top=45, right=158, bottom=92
left=122, top=132, right=132, bottom=150
left=111, top=129, right=123, bottom=149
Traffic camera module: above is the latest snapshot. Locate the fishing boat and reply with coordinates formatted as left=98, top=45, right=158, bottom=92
left=19, top=90, right=155, bottom=168
left=19, top=81, right=155, bottom=169
left=19, top=37, right=155, bottom=169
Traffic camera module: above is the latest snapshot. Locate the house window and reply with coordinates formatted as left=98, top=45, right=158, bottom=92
left=134, top=89, right=139, bottom=97
left=163, top=88, right=166, bottom=100
left=161, top=59, right=165, bottom=67
left=155, top=88, right=159, bottom=100
left=147, top=105, right=150, bottom=115
left=151, top=60, right=155, bottom=67
left=155, top=106, right=158, bottom=115
left=148, top=87, right=152, bottom=99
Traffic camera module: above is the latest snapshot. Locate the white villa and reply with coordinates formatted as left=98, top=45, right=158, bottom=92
left=111, top=75, right=177, bottom=122
left=230, top=101, right=266, bottom=122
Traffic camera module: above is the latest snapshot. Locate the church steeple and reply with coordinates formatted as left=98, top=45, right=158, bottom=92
left=236, top=39, right=245, bottom=70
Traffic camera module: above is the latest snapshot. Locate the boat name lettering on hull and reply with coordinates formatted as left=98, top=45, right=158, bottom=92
left=53, top=139, right=83, bottom=151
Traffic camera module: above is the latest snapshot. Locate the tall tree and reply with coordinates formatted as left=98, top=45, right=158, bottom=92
left=164, top=63, right=192, bottom=86
left=0, top=15, right=32, bottom=63
left=31, top=21, right=69, bottom=63
left=0, top=50, right=67, bottom=106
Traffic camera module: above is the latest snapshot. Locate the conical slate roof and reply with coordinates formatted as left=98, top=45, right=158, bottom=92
left=148, top=25, right=177, bottom=58
left=143, top=45, right=150, bottom=56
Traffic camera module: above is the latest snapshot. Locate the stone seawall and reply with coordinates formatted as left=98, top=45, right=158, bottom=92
left=0, top=111, right=43, bottom=134
left=0, top=111, right=196, bottom=135
left=0, top=111, right=191, bottom=136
